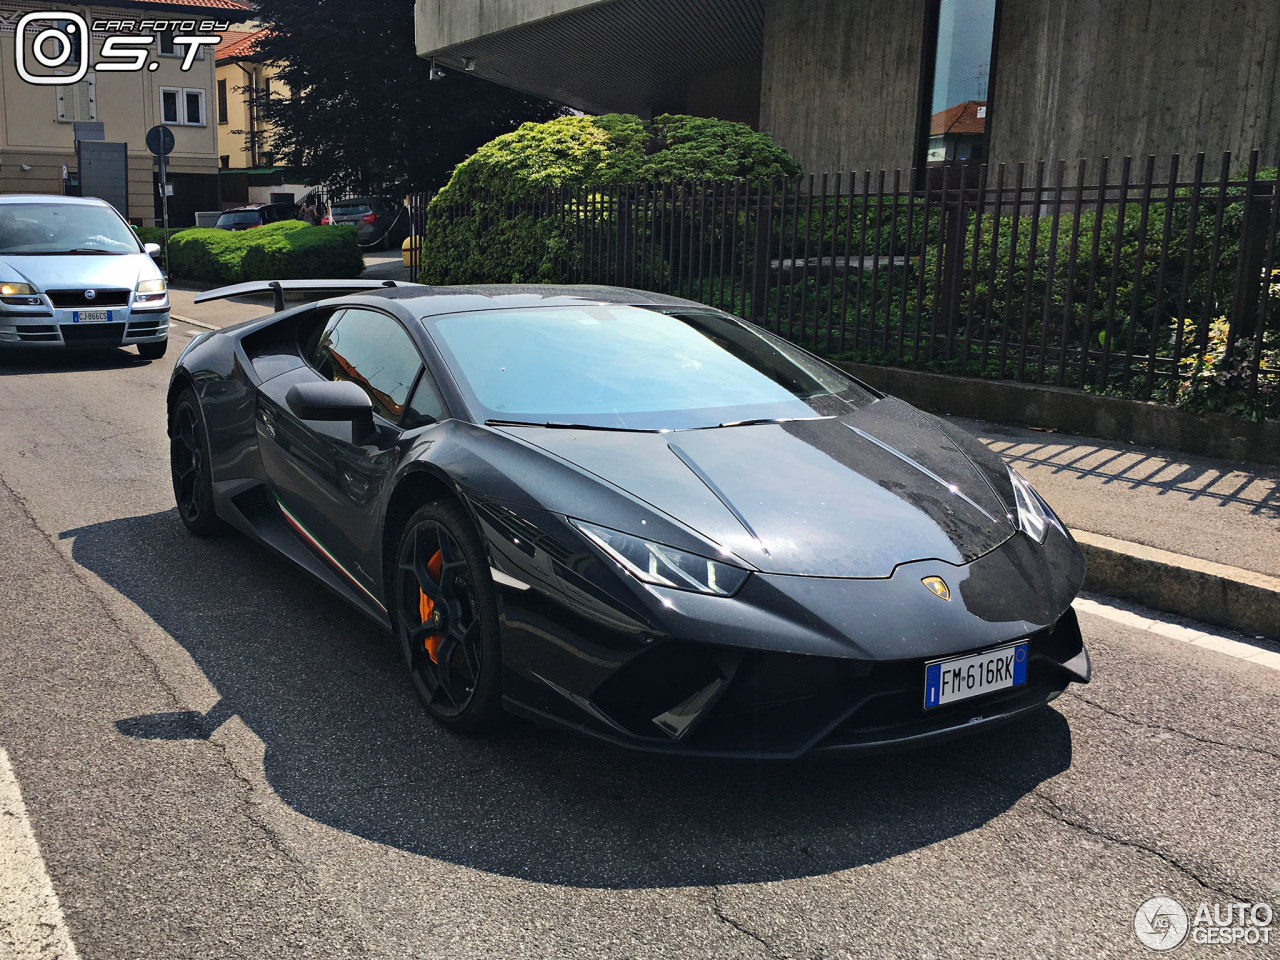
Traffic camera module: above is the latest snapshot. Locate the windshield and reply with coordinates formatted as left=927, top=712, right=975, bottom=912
left=430, top=305, right=875, bottom=430
left=0, top=202, right=142, bottom=255
left=217, top=212, right=263, bottom=226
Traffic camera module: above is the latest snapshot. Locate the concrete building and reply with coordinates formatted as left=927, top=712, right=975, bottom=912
left=214, top=27, right=310, bottom=208
left=414, top=0, right=1280, bottom=178
left=0, top=0, right=252, bottom=224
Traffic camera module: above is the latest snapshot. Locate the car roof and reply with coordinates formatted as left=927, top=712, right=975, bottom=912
left=355, top=284, right=716, bottom=318
left=0, top=194, right=114, bottom=208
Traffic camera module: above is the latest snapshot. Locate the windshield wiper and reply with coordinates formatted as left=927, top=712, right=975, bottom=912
left=485, top=418, right=660, bottom=433
left=714, top=415, right=836, bottom=428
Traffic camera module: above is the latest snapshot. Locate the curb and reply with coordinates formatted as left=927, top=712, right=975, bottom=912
left=1072, top=530, right=1280, bottom=642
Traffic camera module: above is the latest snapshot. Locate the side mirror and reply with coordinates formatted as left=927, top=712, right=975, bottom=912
left=144, top=242, right=162, bottom=258
left=285, top=380, right=376, bottom=444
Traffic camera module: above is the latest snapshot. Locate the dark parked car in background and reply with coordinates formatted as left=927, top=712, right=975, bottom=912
left=215, top=203, right=300, bottom=231
left=323, top=196, right=410, bottom=250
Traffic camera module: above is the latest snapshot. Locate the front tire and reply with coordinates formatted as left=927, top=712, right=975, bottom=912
left=394, top=500, right=503, bottom=732
left=138, top=338, right=168, bottom=360
left=169, top=389, right=224, bottom=537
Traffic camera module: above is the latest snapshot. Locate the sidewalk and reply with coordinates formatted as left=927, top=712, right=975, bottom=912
left=951, top=416, right=1280, bottom=639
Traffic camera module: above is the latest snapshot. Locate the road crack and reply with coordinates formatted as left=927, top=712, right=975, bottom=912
left=1031, top=791, right=1258, bottom=903
left=1064, top=690, right=1280, bottom=762
left=710, top=885, right=787, bottom=959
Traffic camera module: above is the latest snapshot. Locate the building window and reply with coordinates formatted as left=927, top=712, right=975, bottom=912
left=158, top=31, right=177, bottom=56
left=160, top=87, right=181, bottom=124
left=263, top=76, right=272, bottom=100
left=161, top=86, right=207, bottom=126
left=184, top=88, right=205, bottom=125
left=56, top=19, right=83, bottom=65
left=919, top=0, right=998, bottom=168
left=220, top=155, right=230, bottom=169
left=217, top=79, right=228, bottom=124
left=261, top=151, right=276, bottom=167
left=56, top=73, right=96, bottom=122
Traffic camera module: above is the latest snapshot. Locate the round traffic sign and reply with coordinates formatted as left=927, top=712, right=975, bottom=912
left=145, top=125, right=175, bottom=157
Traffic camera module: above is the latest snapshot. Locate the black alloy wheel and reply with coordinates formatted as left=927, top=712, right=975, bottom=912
left=394, top=500, right=502, bottom=731
left=169, top=390, right=223, bottom=536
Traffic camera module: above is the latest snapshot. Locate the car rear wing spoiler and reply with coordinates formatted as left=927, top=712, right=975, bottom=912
left=193, top=279, right=424, bottom=312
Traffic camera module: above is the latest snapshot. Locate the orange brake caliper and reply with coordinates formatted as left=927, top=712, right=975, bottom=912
left=417, top=550, right=444, bottom=662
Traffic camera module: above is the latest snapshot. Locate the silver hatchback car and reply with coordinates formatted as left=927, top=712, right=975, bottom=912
left=0, top=195, right=170, bottom=358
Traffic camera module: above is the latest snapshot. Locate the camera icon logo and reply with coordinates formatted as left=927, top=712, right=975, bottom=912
left=15, top=11, right=89, bottom=85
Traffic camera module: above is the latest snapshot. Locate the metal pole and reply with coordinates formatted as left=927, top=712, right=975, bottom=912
left=160, top=154, right=171, bottom=280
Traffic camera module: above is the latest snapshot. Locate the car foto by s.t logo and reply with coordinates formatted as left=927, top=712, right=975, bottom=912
left=6, top=11, right=229, bottom=85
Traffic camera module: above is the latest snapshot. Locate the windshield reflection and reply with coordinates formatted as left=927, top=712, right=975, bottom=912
left=431, top=305, right=875, bottom=431
left=0, top=203, right=142, bottom=256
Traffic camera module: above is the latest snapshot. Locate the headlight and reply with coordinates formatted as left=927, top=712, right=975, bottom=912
left=0, top=282, right=36, bottom=296
left=1008, top=467, right=1057, bottom=543
left=570, top=519, right=749, bottom=596
left=135, top=278, right=168, bottom=304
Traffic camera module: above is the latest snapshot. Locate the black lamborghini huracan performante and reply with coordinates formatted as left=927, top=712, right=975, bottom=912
left=168, top=281, right=1090, bottom=757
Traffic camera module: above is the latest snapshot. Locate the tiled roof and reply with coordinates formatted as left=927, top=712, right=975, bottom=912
left=931, top=101, right=986, bottom=137
left=215, top=28, right=267, bottom=62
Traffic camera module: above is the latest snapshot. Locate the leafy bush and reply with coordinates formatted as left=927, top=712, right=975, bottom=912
left=1171, top=271, right=1280, bottom=420
left=419, top=113, right=802, bottom=285
left=167, top=221, right=363, bottom=284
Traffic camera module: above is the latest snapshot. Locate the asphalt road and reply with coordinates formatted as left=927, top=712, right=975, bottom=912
left=0, top=323, right=1277, bottom=959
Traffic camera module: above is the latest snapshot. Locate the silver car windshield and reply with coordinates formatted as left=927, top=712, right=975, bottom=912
left=0, top=203, right=141, bottom=255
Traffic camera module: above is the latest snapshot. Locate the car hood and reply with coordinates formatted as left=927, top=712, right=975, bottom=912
left=497, top=398, right=1019, bottom=578
left=0, top=252, right=158, bottom=291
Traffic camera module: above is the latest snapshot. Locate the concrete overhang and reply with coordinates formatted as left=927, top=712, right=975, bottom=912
left=415, top=0, right=765, bottom=116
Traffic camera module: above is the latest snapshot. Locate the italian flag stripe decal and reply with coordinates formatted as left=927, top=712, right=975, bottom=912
left=275, top=496, right=386, bottom=612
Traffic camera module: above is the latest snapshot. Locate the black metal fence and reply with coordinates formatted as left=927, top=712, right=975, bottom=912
left=409, top=151, right=1280, bottom=415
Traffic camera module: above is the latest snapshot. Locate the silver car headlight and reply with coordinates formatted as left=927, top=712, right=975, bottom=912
left=570, top=519, right=749, bottom=596
left=0, top=282, right=36, bottom=296
left=1008, top=467, right=1058, bottom=543
left=135, top=278, right=168, bottom=305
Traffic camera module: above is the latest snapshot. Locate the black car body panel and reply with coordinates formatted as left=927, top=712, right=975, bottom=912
left=170, top=284, right=1089, bottom=757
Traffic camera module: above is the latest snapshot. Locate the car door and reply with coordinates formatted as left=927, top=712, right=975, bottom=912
left=256, top=306, right=429, bottom=605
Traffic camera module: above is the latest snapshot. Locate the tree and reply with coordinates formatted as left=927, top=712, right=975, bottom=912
left=250, top=0, right=564, bottom=194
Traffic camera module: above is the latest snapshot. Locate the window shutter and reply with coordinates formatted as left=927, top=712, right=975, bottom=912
left=55, top=74, right=95, bottom=122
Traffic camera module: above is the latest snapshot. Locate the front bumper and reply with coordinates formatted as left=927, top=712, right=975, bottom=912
left=506, top=607, right=1089, bottom=758
left=0, top=304, right=169, bottom=347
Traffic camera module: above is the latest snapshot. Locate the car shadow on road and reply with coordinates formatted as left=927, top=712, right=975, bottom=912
left=0, top=347, right=147, bottom=375
left=63, top=509, right=1074, bottom=889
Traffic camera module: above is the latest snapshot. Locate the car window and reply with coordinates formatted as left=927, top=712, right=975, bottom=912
left=429, top=305, right=876, bottom=430
left=308, top=308, right=423, bottom=422
left=0, top=202, right=142, bottom=255
left=331, top=202, right=372, bottom=216
left=402, top=372, right=446, bottom=428
left=217, top=211, right=262, bottom=226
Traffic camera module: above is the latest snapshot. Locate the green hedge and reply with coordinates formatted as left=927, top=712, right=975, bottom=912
left=419, top=113, right=802, bottom=285
left=166, top=221, right=363, bottom=284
